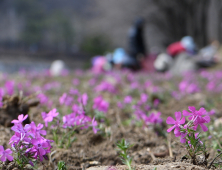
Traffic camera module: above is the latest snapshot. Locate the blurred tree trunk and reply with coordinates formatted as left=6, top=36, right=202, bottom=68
left=150, top=0, right=210, bottom=48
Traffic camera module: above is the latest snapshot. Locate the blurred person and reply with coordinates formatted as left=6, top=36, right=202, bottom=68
left=127, top=17, right=147, bottom=70
left=196, top=40, right=220, bottom=67
left=167, top=36, right=197, bottom=57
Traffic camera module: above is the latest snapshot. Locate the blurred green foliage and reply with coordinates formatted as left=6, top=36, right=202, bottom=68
left=81, top=35, right=112, bottom=56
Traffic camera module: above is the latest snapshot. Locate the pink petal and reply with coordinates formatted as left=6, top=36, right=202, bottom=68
left=41, top=112, right=47, bottom=119
left=195, top=133, right=199, bottom=139
left=6, top=155, right=13, bottom=161
left=188, top=106, right=196, bottom=113
left=39, top=147, right=46, bottom=156
left=175, top=112, right=181, bottom=121
left=23, top=114, right=28, bottom=120
left=200, top=123, right=208, bottom=132
left=179, top=117, right=186, bottom=125
left=18, top=114, right=24, bottom=120
left=183, top=110, right=191, bottom=116
left=31, top=139, right=38, bottom=145
left=167, top=125, right=176, bottom=132
left=40, top=130, right=47, bottom=135
left=166, top=117, right=176, bottom=124
left=203, top=116, right=210, bottom=123
left=0, top=146, right=4, bottom=152
left=174, top=128, right=181, bottom=137
left=180, top=137, right=186, bottom=143
left=82, top=93, right=88, bottom=106
left=11, top=120, right=19, bottom=124
left=198, top=107, right=206, bottom=116
left=53, top=112, right=59, bottom=117
left=5, top=149, right=12, bottom=154
left=1, top=155, right=6, bottom=162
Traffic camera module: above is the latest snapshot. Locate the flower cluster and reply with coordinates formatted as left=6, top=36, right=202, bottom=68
left=93, top=96, right=109, bottom=113
left=9, top=114, right=53, bottom=167
left=166, top=106, right=210, bottom=143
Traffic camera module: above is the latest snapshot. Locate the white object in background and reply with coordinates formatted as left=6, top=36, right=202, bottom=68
left=50, top=60, right=65, bottom=76
left=154, top=53, right=173, bottom=72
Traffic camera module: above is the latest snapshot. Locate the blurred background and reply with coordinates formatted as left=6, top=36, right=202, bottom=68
left=0, top=0, right=221, bottom=72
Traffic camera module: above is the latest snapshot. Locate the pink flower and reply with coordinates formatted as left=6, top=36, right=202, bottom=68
left=93, top=96, right=109, bottom=113
left=59, top=93, right=67, bottom=105
left=31, top=138, right=50, bottom=162
left=41, top=108, right=59, bottom=127
left=140, top=93, right=148, bottom=103
left=148, top=112, right=162, bottom=124
left=5, top=81, right=14, bottom=95
left=69, top=88, right=79, bottom=95
left=30, top=122, right=47, bottom=138
left=0, top=146, right=13, bottom=162
left=183, top=106, right=210, bottom=132
left=91, top=117, right=99, bottom=134
left=37, top=93, right=49, bottom=105
left=124, top=96, right=132, bottom=104
left=166, top=112, right=185, bottom=134
left=11, top=114, right=28, bottom=124
left=81, top=93, right=88, bottom=106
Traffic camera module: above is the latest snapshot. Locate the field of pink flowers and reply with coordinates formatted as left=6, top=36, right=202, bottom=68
left=0, top=68, right=222, bottom=169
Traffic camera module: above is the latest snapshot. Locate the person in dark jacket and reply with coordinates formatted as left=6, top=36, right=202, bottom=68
left=125, top=17, right=147, bottom=70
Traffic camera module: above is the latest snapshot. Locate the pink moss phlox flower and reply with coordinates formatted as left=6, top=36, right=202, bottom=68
left=11, top=114, right=28, bottom=124
left=37, top=93, right=49, bottom=105
left=43, top=82, right=60, bottom=91
left=30, top=121, right=47, bottom=138
left=91, top=117, right=99, bottom=134
left=148, top=112, right=162, bottom=124
left=178, top=124, right=189, bottom=143
left=69, top=88, right=79, bottom=95
left=63, top=113, right=76, bottom=128
left=166, top=111, right=185, bottom=134
left=187, top=83, right=200, bottom=94
left=187, top=133, right=203, bottom=146
left=59, top=93, right=67, bottom=105
left=95, top=81, right=117, bottom=93
left=31, top=138, right=50, bottom=162
left=207, top=109, right=215, bottom=116
left=142, top=112, right=162, bottom=127
left=171, top=91, right=182, bottom=100
left=93, top=96, right=109, bottom=113
left=153, top=99, right=160, bottom=107
left=130, top=82, right=139, bottom=89
left=59, top=93, right=73, bottom=106
left=11, top=123, right=31, bottom=135
left=5, top=81, right=14, bottom=95
left=140, top=93, right=148, bottom=103
left=0, top=146, right=13, bottom=162
left=124, top=96, right=132, bottom=104
left=0, top=88, right=5, bottom=98
left=206, top=81, right=216, bottom=92
left=72, top=104, right=85, bottom=114
left=180, top=132, right=187, bottom=143
left=179, top=81, right=199, bottom=94
left=81, top=93, right=88, bottom=106
left=63, top=112, right=91, bottom=129
left=41, top=108, right=59, bottom=127
left=183, top=106, right=210, bottom=132
left=9, top=132, right=31, bottom=145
